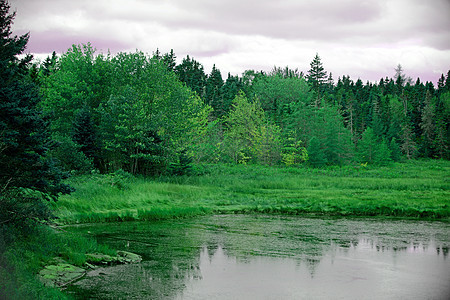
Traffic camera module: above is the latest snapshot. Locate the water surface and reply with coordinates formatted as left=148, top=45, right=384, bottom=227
left=65, top=215, right=450, bottom=299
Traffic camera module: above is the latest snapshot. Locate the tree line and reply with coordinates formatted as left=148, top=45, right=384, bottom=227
left=31, top=46, right=450, bottom=174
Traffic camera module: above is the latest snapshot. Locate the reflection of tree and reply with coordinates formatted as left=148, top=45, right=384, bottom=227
left=65, top=215, right=450, bottom=297
left=66, top=221, right=204, bottom=299
left=305, top=257, right=321, bottom=278
left=437, top=247, right=448, bottom=258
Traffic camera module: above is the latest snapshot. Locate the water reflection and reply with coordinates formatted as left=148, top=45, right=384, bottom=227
left=65, top=215, right=450, bottom=299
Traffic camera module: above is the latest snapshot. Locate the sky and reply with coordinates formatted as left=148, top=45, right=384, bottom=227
left=9, top=0, right=450, bottom=84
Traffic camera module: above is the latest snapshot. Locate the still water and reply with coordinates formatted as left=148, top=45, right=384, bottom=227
left=65, top=215, right=450, bottom=299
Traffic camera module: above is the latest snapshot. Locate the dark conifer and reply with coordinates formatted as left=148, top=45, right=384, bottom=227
left=0, top=0, right=71, bottom=225
left=72, top=107, right=99, bottom=168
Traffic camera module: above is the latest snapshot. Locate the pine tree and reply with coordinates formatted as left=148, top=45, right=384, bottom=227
left=420, top=91, right=435, bottom=157
left=72, top=107, right=99, bottom=168
left=394, top=64, right=406, bottom=87
left=444, top=70, right=450, bottom=92
left=307, top=53, right=327, bottom=107
left=307, top=136, right=326, bottom=167
left=400, top=123, right=418, bottom=159
left=357, top=127, right=378, bottom=164
left=437, top=74, right=445, bottom=91
left=205, top=64, right=224, bottom=117
left=161, top=49, right=176, bottom=72
left=0, top=0, right=71, bottom=225
left=389, top=137, right=402, bottom=162
left=175, top=55, right=206, bottom=98
left=41, top=51, right=58, bottom=77
left=220, top=73, right=243, bottom=117
left=373, top=139, right=392, bottom=166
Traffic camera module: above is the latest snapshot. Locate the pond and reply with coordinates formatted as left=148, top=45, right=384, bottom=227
left=65, top=215, right=450, bottom=299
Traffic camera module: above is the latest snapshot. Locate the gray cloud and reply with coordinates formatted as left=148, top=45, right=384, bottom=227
left=21, top=29, right=131, bottom=54
left=9, top=0, right=450, bottom=83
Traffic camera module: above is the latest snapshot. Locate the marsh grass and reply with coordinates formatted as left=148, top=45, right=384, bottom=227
left=55, top=159, right=450, bottom=223
left=0, top=223, right=116, bottom=299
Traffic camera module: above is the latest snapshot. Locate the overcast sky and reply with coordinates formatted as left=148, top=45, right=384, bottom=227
left=10, top=0, right=450, bottom=83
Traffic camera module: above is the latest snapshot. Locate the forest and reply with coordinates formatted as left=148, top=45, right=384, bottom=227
left=1, top=0, right=449, bottom=298
left=27, top=45, right=450, bottom=176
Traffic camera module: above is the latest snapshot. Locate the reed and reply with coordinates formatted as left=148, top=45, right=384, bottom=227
left=54, top=159, right=450, bottom=223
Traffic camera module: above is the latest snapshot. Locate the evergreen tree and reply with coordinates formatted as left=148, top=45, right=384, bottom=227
left=420, top=91, right=435, bottom=157
left=0, top=0, right=71, bottom=225
left=373, top=139, right=392, bottom=166
left=205, top=64, right=224, bottom=117
left=400, top=123, right=418, bottom=159
left=437, top=74, right=445, bottom=91
left=389, top=137, right=402, bottom=162
left=357, top=127, right=378, bottom=164
left=307, top=136, right=326, bottom=167
left=72, top=107, right=99, bottom=168
left=444, top=70, right=450, bottom=92
left=161, top=49, right=177, bottom=72
left=357, top=127, right=391, bottom=165
left=175, top=55, right=206, bottom=98
left=41, top=51, right=58, bottom=77
left=307, top=53, right=327, bottom=107
left=394, top=64, right=406, bottom=87
left=220, top=73, right=243, bottom=117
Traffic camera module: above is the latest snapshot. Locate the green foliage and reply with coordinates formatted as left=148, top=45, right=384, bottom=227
left=72, top=107, right=99, bottom=167
left=400, top=123, right=418, bottom=159
left=253, top=74, right=312, bottom=123
left=307, top=136, right=326, bottom=167
left=357, top=127, right=392, bottom=165
left=175, top=55, right=206, bottom=98
left=39, top=44, right=111, bottom=135
left=0, top=0, right=71, bottom=226
left=389, top=137, right=403, bottom=162
left=281, top=133, right=308, bottom=166
left=205, top=64, right=224, bottom=118
left=222, top=92, right=282, bottom=165
left=169, top=149, right=193, bottom=176
left=307, top=53, right=328, bottom=106
left=286, top=103, right=354, bottom=166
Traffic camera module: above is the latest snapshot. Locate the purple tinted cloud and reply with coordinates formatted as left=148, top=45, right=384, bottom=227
left=22, top=29, right=131, bottom=54
left=8, top=0, right=450, bottom=84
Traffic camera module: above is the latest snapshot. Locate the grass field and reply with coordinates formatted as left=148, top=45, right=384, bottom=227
left=53, top=159, right=450, bottom=223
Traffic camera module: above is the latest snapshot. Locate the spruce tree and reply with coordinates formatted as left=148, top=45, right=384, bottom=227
left=307, top=136, right=326, bottom=167
left=420, top=91, right=435, bottom=157
left=175, top=55, right=206, bottom=98
left=205, top=64, right=224, bottom=117
left=0, top=0, right=71, bottom=225
left=389, top=137, right=402, bottom=162
left=72, top=107, right=99, bottom=168
left=307, top=53, right=327, bottom=107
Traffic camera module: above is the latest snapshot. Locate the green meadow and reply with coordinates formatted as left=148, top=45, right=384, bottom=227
left=54, top=159, right=450, bottom=224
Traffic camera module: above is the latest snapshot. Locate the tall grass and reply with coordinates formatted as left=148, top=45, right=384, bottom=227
left=0, top=223, right=116, bottom=299
left=54, top=159, right=450, bottom=223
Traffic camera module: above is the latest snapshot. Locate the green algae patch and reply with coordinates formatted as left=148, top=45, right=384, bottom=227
left=117, top=250, right=142, bottom=263
left=38, top=251, right=142, bottom=289
left=38, top=263, right=86, bottom=287
left=85, top=253, right=116, bottom=265
left=86, top=251, right=142, bottom=265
